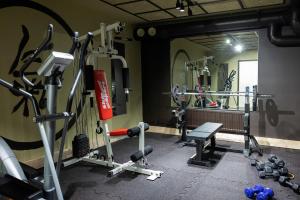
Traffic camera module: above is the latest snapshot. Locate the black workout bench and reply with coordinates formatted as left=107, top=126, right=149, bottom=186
left=187, top=122, right=223, bottom=166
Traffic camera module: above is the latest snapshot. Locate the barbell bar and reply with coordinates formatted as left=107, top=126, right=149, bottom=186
left=176, top=92, right=273, bottom=98
left=166, top=85, right=273, bottom=107
left=188, top=90, right=264, bottom=94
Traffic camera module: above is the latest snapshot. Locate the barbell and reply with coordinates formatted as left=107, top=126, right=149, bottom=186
left=169, top=84, right=273, bottom=106
left=177, top=92, right=273, bottom=98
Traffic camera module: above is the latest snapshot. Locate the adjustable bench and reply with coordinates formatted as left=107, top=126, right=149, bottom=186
left=187, top=122, right=223, bottom=166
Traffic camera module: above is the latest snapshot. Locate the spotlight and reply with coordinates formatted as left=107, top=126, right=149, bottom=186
left=176, top=0, right=180, bottom=10
left=234, top=44, right=243, bottom=52
left=180, top=1, right=185, bottom=12
left=226, top=39, right=231, bottom=44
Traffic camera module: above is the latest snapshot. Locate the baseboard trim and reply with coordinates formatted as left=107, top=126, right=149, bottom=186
left=149, top=126, right=300, bottom=150
left=24, top=137, right=124, bottom=169
left=24, top=149, right=73, bottom=169
left=149, top=126, right=180, bottom=135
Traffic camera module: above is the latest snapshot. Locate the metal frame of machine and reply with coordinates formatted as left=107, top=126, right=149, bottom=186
left=59, top=22, right=163, bottom=181
left=64, top=122, right=163, bottom=181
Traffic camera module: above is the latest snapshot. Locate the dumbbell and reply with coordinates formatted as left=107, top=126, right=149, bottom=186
left=278, top=167, right=288, bottom=176
left=256, top=188, right=274, bottom=200
left=258, top=166, right=280, bottom=181
left=278, top=176, right=300, bottom=194
left=250, top=160, right=266, bottom=171
left=256, top=162, right=266, bottom=171
left=264, top=161, right=278, bottom=170
left=244, top=184, right=265, bottom=199
left=250, top=159, right=257, bottom=166
left=268, top=154, right=285, bottom=168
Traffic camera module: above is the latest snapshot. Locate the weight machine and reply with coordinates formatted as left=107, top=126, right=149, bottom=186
left=63, top=70, right=163, bottom=180
left=220, top=69, right=237, bottom=109
left=57, top=22, right=163, bottom=180
left=81, top=21, right=130, bottom=115
left=185, top=56, right=216, bottom=108
left=57, top=21, right=129, bottom=160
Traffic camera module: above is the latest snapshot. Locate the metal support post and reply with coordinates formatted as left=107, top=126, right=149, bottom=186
left=44, top=82, right=58, bottom=199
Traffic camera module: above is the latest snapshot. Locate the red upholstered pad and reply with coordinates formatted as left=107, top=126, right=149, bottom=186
left=94, top=70, right=113, bottom=120
left=110, top=128, right=128, bottom=136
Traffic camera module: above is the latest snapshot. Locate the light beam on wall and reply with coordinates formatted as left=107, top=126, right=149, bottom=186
left=234, top=44, right=243, bottom=52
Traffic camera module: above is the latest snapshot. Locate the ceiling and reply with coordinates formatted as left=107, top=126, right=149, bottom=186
left=99, top=0, right=286, bottom=22
left=187, top=31, right=258, bottom=52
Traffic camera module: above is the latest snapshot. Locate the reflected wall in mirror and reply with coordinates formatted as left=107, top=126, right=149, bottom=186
left=171, top=31, right=259, bottom=110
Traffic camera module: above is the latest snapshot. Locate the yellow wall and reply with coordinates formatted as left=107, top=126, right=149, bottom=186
left=0, top=0, right=143, bottom=165
left=170, top=38, right=210, bottom=106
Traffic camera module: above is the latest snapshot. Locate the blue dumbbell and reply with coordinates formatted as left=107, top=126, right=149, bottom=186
left=244, top=184, right=265, bottom=199
left=256, top=188, right=274, bottom=200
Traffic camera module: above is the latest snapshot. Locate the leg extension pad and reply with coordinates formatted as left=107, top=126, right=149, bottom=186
left=130, top=145, right=153, bottom=162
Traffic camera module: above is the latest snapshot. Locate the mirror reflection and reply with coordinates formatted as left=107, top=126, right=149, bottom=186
left=171, top=31, right=259, bottom=111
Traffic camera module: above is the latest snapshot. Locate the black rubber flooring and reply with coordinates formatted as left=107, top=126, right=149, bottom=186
left=60, top=133, right=300, bottom=200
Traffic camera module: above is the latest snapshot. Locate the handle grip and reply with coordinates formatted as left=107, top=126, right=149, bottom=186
left=33, top=112, right=72, bottom=123
left=20, top=24, right=53, bottom=87
left=69, top=31, right=79, bottom=55
left=79, top=32, right=93, bottom=71
left=0, top=79, right=40, bottom=116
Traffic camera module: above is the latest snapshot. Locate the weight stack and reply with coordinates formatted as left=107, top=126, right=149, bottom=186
left=72, top=134, right=90, bottom=158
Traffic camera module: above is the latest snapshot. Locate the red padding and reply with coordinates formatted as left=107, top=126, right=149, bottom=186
left=110, top=128, right=128, bottom=136
left=94, top=70, right=113, bottom=120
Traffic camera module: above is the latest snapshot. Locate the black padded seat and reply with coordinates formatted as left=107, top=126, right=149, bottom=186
left=187, top=122, right=223, bottom=166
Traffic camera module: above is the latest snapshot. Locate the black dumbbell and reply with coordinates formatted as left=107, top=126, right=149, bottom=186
left=279, top=176, right=300, bottom=194
left=265, top=161, right=278, bottom=170
left=278, top=167, right=288, bottom=176
left=256, top=161, right=266, bottom=171
left=258, top=166, right=280, bottom=180
left=268, top=154, right=285, bottom=168
left=263, top=161, right=288, bottom=176
left=250, top=159, right=265, bottom=171
left=252, top=160, right=278, bottom=170
left=250, top=160, right=265, bottom=171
